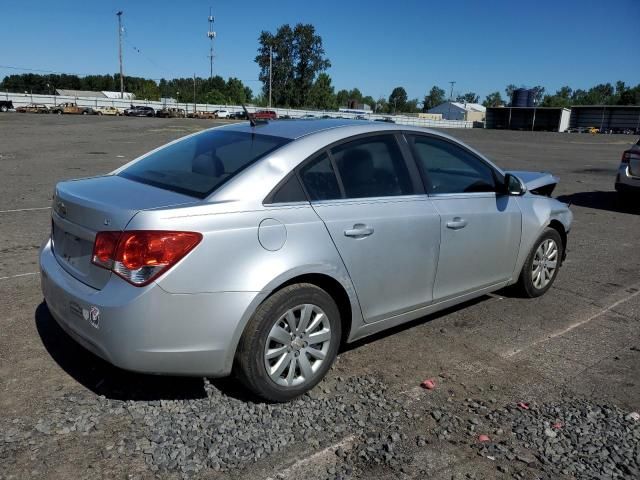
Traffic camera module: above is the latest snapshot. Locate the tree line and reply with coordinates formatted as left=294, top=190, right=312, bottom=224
left=0, top=73, right=253, bottom=105
left=3, top=22, right=640, bottom=112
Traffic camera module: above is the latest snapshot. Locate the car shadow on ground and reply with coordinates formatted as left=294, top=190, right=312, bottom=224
left=35, top=302, right=208, bottom=401
left=557, top=191, right=640, bottom=214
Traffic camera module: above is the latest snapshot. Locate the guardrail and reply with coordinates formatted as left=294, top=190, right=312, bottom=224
left=1, top=91, right=473, bottom=129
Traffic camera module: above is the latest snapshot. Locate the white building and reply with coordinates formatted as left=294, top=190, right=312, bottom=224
left=428, top=101, right=486, bottom=121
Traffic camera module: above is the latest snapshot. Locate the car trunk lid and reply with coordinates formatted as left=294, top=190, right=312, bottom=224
left=51, top=175, right=198, bottom=290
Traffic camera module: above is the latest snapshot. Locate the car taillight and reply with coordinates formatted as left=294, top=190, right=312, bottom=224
left=92, top=231, right=202, bottom=286
left=621, top=151, right=631, bottom=164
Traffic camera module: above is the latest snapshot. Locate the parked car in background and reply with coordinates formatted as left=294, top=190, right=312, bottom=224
left=230, top=111, right=248, bottom=120
left=16, top=103, right=50, bottom=114
left=187, top=110, right=216, bottom=119
left=375, top=117, right=395, bottom=123
left=254, top=109, right=278, bottom=120
left=156, top=108, right=186, bottom=118
left=615, top=137, right=640, bottom=196
left=50, top=103, right=93, bottom=115
left=215, top=109, right=231, bottom=119
left=124, top=105, right=155, bottom=117
left=94, top=106, right=122, bottom=116
left=40, top=120, right=572, bottom=402
left=0, top=100, right=14, bottom=112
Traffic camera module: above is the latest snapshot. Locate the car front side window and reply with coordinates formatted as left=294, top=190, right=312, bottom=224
left=409, top=135, right=497, bottom=195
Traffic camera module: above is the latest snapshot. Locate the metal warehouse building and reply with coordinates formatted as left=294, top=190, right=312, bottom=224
left=569, top=105, right=640, bottom=131
left=485, top=107, right=570, bottom=132
left=428, top=102, right=486, bottom=121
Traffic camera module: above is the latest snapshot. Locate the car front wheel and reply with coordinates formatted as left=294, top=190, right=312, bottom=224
left=235, top=283, right=341, bottom=402
left=516, top=227, right=563, bottom=298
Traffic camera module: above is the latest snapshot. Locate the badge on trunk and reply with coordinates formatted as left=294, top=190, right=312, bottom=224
left=82, top=306, right=101, bottom=329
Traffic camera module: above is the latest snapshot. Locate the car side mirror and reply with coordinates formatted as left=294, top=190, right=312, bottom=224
left=503, top=173, right=526, bottom=196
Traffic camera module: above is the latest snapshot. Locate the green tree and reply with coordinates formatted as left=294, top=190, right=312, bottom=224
left=585, top=83, right=614, bottom=105
left=255, top=23, right=330, bottom=108
left=504, top=84, right=518, bottom=105
left=361, top=95, right=375, bottom=109
left=405, top=98, right=420, bottom=113
left=456, top=92, right=479, bottom=103
left=308, top=73, right=336, bottom=109
left=530, top=86, right=545, bottom=105
left=422, top=86, right=446, bottom=111
left=482, top=91, right=504, bottom=107
left=388, top=86, right=407, bottom=113
left=374, top=97, right=388, bottom=113
left=336, top=89, right=349, bottom=107
left=226, top=77, right=248, bottom=104
left=540, top=86, right=572, bottom=108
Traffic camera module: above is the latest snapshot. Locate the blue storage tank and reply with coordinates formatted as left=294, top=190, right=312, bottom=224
left=512, top=88, right=529, bottom=107
left=526, top=90, right=536, bottom=107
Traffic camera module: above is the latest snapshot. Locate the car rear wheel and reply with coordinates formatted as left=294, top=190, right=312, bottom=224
left=235, top=283, right=341, bottom=402
left=0, top=105, right=7, bottom=112
left=516, top=227, right=563, bottom=298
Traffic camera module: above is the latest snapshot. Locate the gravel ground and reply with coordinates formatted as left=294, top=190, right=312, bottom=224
left=1, top=376, right=415, bottom=478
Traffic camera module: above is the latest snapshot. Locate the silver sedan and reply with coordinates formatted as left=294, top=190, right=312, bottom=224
left=40, top=120, right=573, bottom=401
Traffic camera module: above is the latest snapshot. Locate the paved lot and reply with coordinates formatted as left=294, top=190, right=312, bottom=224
left=0, top=114, right=639, bottom=479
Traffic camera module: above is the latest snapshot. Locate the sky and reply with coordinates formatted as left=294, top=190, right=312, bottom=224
left=1, top=0, right=639, bottom=102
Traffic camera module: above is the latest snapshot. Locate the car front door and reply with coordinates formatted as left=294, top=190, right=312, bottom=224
left=299, top=133, right=441, bottom=323
left=406, top=134, right=522, bottom=301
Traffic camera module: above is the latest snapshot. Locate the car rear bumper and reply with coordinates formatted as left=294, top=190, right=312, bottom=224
left=39, top=238, right=260, bottom=377
left=615, top=165, right=640, bottom=192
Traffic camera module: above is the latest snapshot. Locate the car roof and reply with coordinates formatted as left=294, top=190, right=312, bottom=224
left=222, top=118, right=412, bottom=140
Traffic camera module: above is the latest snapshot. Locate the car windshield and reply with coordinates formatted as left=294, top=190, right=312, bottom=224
left=119, top=129, right=290, bottom=198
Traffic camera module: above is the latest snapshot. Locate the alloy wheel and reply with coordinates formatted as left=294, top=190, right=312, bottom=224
left=264, top=304, right=331, bottom=387
left=532, top=238, right=558, bottom=289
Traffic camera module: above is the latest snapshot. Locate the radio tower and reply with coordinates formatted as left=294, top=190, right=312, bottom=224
left=207, top=7, right=216, bottom=79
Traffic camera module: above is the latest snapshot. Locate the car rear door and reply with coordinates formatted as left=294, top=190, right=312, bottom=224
left=406, top=133, right=522, bottom=301
left=299, top=133, right=441, bottom=323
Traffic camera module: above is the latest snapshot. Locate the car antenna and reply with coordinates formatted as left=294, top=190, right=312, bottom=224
left=242, top=103, right=256, bottom=127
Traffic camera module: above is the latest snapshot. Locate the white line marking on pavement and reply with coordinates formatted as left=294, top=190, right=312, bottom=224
left=0, top=272, right=39, bottom=281
left=504, top=288, right=640, bottom=358
left=0, top=206, right=51, bottom=213
left=266, top=435, right=356, bottom=480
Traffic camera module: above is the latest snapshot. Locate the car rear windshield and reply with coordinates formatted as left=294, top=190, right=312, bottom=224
left=119, top=130, right=290, bottom=198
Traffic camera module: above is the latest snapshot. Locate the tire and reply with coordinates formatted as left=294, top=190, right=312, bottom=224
left=0, top=105, right=7, bottom=112
left=235, top=283, right=341, bottom=402
left=97, top=112, right=103, bottom=116
left=57, top=110, right=62, bottom=115
left=515, top=227, right=564, bottom=298
left=82, top=111, right=88, bottom=115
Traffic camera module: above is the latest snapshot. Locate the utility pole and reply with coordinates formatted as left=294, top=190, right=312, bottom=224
left=117, top=11, right=124, bottom=99
left=448, top=80, right=456, bottom=120
left=207, top=7, right=216, bottom=79
left=268, top=45, right=273, bottom=108
left=193, top=74, right=197, bottom=114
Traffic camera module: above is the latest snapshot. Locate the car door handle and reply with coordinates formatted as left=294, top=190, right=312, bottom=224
left=446, top=217, right=468, bottom=230
left=344, top=224, right=374, bottom=238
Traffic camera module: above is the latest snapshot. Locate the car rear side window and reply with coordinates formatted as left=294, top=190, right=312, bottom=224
left=408, top=135, right=496, bottom=194
left=300, top=153, right=341, bottom=201
left=268, top=175, right=307, bottom=203
left=330, top=135, right=413, bottom=199
left=119, top=130, right=290, bottom=198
